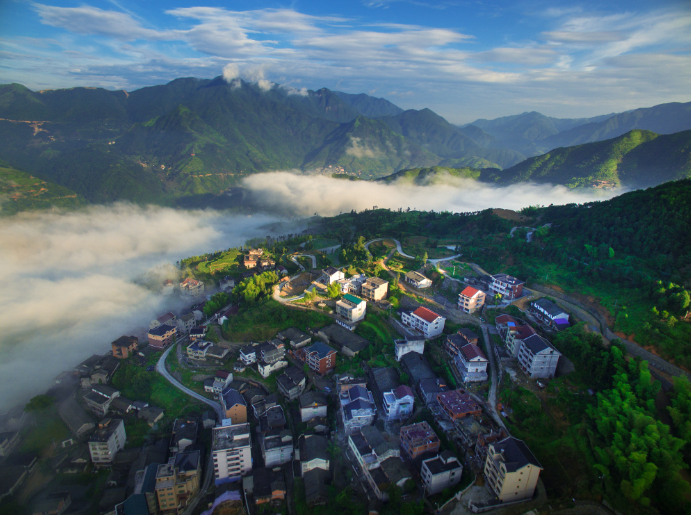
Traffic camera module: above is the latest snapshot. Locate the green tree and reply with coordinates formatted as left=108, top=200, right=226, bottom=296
left=422, top=251, right=428, bottom=265
left=24, top=394, right=54, bottom=412
left=327, top=282, right=340, bottom=299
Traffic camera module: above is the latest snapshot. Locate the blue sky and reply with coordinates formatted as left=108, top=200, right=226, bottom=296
left=1, top=0, right=690, bottom=123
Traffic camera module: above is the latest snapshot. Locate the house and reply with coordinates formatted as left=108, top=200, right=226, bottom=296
left=0, top=431, right=19, bottom=457
left=275, top=327, right=312, bottom=348
left=495, top=314, right=518, bottom=340
left=150, top=312, right=176, bottom=330
left=155, top=450, right=201, bottom=512
left=276, top=265, right=288, bottom=276
left=317, top=323, right=371, bottom=357
left=418, top=377, right=449, bottom=405
left=90, top=356, right=120, bottom=385
left=445, top=333, right=469, bottom=357
left=186, top=340, right=213, bottom=361
left=401, top=307, right=446, bottom=338
left=258, top=339, right=286, bottom=364
left=110, top=397, right=134, bottom=414
left=239, top=344, right=258, bottom=365
left=437, top=389, right=482, bottom=420
left=256, top=403, right=287, bottom=434
left=170, top=417, right=198, bottom=455
left=475, top=428, right=510, bottom=464
left=394, top=337, right=425, bottom=361
left=177, top=312, right=196, bottom=334
left=458, top=286, right=486, bottom=313
left=207, top=346, right=230, bottom=362
left=220, top=388, right=247, bottom=424
left=361, top=277, right=389, bottom=301
left=88, top=418, right=126, bottom=465
left=506, top=323, right=537, bottom=357
left=455, top=343, right=489, bottom=382
left=530, top=298, right=570, bottom=329
left=180, top=277, right=205, bottom=298
left=219, top=276, right=235, bottom=291
left=277, top=367, right=307, bottom=400
left=257, top=359, right=288, bottom=378
left=340, top=385, right=377, bottom=434
left=336, top=374, right=368, bottom=394
left=400, top=421, right=440, bottom=459
left=400, top=352, right=437, bottom=386
left=298, top=434, right=329, bottom=475
left=84, top=385, right=120, bottom=417
left=337, top=274, right=367, bottom=295
left=484, top=436, right=542, bottom=502
left=202, top=411, right=216, bottom=429
left=58, top=398, right=95, bottom=436
left=260, top=429, right=293, bottom=467
left=422, top=451, right=463, bottom=495
left=303, top=468, right=329, bottom=506
left=189, top=327, right=206, bottom=342
left=459, top=328, right=480, bottom=344
left=304, top=341, right=337, bottom=376
left=212, top=423, right=253, bottom=483
left=148, top=324, right=177, bottom=350
left=370, top=367, right=401, bottom=411
left=382, top=385, right=415, bottom=422
left=212, top=371, right=233, bottom=395
left=489, top=274, right=524, bottom=300
left=244, top=468, right=286, bottom=505
left=32, top=491, right=72, bottom=515
left=131, top=463, right=160, bottom=515
left=299, top=392, right=328, bottom=422
left=335, top=294, right=367, bottom=324
left=138, top=407, right=164, bottom=427
left=404, top=271, right=432, bottom=289
left=517, top=335, right=561, bottom=379
left=111, top=336, right=138, bottom=359
left=320, top=267, right=344, bottom=285
left=233, top=362, right=246, bottom=373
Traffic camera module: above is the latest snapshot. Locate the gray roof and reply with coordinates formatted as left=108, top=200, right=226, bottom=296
left=348, top=385, right=370, bottom=402
left=400, top=353, right=436, bottom=383
left=306, top=341, right=336, bottom=360
left=372, top=367, right=400, bottom=395
left=424, top=453, right=461, bottom=475
left=299, top=434, right=328, bottom=463
left=174, top=450, right=200, bottom=473
left=522, top=334, right=550, bottom=354
left=93, top=384, right=119, bottom=397
left=458, top=328, right=479, bottom=341
left=276, top=327, right=311, bottom=345
left=299, top=391, right=327, bottom=409
left=58, top=398, right=95, bottom=435
left=303, top=468, right=329, bottom=505
left=495, top=436, right=542, bottom=471
left=343, top=399, right=374, bottom=421
left=361, top=426, right=397, bottom=457
left=380, top=456, right=411, bottom=485
left=222, top=388, right=246, bottom=408
left=533, top=298, right=566, bottom=317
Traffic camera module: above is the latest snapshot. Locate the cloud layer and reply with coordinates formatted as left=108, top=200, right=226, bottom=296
left=0, top=204, right=286, bottom=412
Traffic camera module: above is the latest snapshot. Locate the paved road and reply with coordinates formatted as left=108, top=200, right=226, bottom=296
left=480, top=323, right=506, bottom=430
left=291, top=253, right=317, bottom=269
left=365, top=237, right=462, bottom=264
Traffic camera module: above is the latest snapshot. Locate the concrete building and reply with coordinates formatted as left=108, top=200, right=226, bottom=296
left=455, top=343, right=489, bottom=383
left=111, top=336, right=138, bottom=359
left=155, top=450, right=201, bottom=513
left=417, top=377, right=449, bottom=405
left=361, top=277, right=389, bottom=301
left=150, top=312, right=176, bottom=330
left=212, top=423, right=252, bottom=483
left=382, top=385, right=415, bottom=422
left=489, top=274, right=524, bottom=300
left=401, top=307, right=446, bottom=338
left=530, top=298, right=570, bottom=330
left=260, top=430, right=293, bottom=467
left=180, top=278, right=204, bottom=298
left=517, top=335, right=561, bottom=379
left=170, top=417, right=198, bottom=455
left=186, top=340, right=213, bottom=361
left=336, top=294, right=367, bottom=324
left=88, top=418, right=126, bottom=465
left=84, top=385, right=120, bottom=417
left=220, top=388, right=247, bottom=424
left=394, top=338, right=425, bottom=361
left=275, top=328, right=311, bottom=349
left=176, top=312, right=196, bottom=334
left=259, top=340, right=287, bottom=364
left=458, top=286, right=486, bottom=314
left=404, top=271, right=432, bottom=289
left=148, top=324, right=177, bottom=350
left=239, top=345, right=258, bottom=365
left=400, top=421, right=440, bottom=459
left=320, top=267, right=345, bottom=285
left=437, top=390, right=482, bottom=420
left=298, top=434, right=330, bottom=475
left=277, top=367, right=307, bottom=400
left=484, top=437, right=542, bottom=502
left=340, top=385, right=376, bottom=435
left=422, top=451, right=463, bottom=495
left=212, top=370, right=233, bottom=396
left=257, top=360, right=288, bottom=378
left=506, top=324, right=537, bottom=357
left=304, top=341, right=337, bottom=376
left=299, top=392, right=328, bottom=422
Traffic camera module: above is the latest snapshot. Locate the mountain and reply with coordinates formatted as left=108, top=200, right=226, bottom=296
left=456, top=124, right=496, bottom=148
left=333, top=91, right=404, bottom=118
left=377, top=165, right=497, bottom=185
left=491, top=129, right=691, bottom=188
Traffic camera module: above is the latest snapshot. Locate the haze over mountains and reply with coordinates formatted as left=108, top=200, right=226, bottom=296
left=0, top=76, right=690, bottom=211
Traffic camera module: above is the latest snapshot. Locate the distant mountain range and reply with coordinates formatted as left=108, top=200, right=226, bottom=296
left=0, top=77, right=690, bottom=209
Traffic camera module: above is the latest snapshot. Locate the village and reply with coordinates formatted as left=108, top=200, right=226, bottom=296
left=1, top=238, right=596, bottom=515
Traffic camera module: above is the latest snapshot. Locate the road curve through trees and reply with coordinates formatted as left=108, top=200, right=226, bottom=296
left=364, top=238, right=462, bottom=264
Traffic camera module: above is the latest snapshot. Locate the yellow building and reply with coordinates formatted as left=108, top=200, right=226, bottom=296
left=156, top=451, right=201, bottom=513
left=361, top=277, right=389, bottom=301
left=484, top=437, right=542, bottom=502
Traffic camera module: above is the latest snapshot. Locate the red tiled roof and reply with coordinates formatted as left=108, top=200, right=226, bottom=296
left=216, top=370, right=231, bottom=379
left=394, top=385, right=414, bottom=399
left=157, top=312, right=175, bottom=323
left=461, top=343, right=487, bottom=361
left=460, top=286, right=480, bottom=298
left=515, top=325, right=537, bottom=339
left=413, top=307, right=440, bottom=324
left=495, top=314, right=516, bottom=325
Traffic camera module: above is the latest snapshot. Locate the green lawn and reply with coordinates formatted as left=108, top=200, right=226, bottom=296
left=197, top=249, right=241, bottom=276
left=20, top=406, right=70, bottom=454
left=386, top=253, right=417, bottom=273
left=443, top=261, right=476, bottom=280
left=311, top=238, right=340, bottom=250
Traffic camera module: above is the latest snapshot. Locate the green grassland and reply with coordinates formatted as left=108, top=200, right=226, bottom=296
left=196, top=248, right=242, bottom=276
left=311, top=237, right=340, bottom=249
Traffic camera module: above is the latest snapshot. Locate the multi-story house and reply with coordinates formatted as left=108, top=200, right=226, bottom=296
left=304, top=341, right=337, bottom=376
left=489, top=274, right=524, bottom=300
left=148, top=324, right=177, bottom=350
left=455, top=343, right=489, bottom=382
left=111, top=336, right=138, bottom=359
left=298, top=434, right=330, bottom=475
left=155, top=450, right=201, bottom=513
left=421, top=451, right=463, bottom=495
left=336, top=294, right=367, bottom=324
left=517, top=335, right=561, bottom=379
left=259, top=340, right=287, bottom=364
left=84, top=385, right=120, bottom=417
left=530, top=298, right=570, bottom=330
left=299, top=392, right=328, bottom=422
left=437, top=390, right=482, bottom=420
left=417, top=377, right=449, bottom=405
left=239, top=345, right=258, bottom=365
left=361, top=277, right=389, bottom=301
left=277, top=367, right=307, bottom=400
left=88, top=418, right=126, bottom=465
left=150, top=312, right=176, bottom=330
left=189, top=326, right=206, bottom=341
left=320, top=267, right=345, bottom=285
left=382, top=385, right=415, bottom=422
left=401, top=307, right=446, bottom=338
left=260, top=429, right=293, bottom=467
left=394, top=338, right=425, bottom=361
left=170, top=417, right=198, bottom=455
left=445, top=333, right=469, bottom=357
left=400, top=421, right=440, bottom=459
left=180, top=278, right=205, bottom=298
left=340, top=385, right=376, bottom=435
left=458, top=286, right=486, bottom=314
left=484, top=437, right=542, bottom=502
left=220, top=388, right=247, bottom=424
left=257, top=360, right=288, bottom=378
left=212, top=370, right=233, bottom=395
left=494, top=314, right=518, bottom=341
left=186, top=340, right=213, bottom=361
left=275, top=328, right=311, bottom=349
left=336, top=274, right=366, bottom=295
left=404, top=271, right=432, bottom=289
left=212, top=423, right=252, bottom=483
left=505, top=324, right=537, bottom=357
left=177, top=312, right=196, bottom=334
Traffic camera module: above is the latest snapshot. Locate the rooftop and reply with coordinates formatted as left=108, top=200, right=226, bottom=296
left=306, top=341, right=336, bottom=360
left=149, top=324, right=175, bottom=337
left=111, top=335, right=137, bottom=348
left=212, top=423, right=251, bottom=451
left=299, top=391, right=327, bottom=409
left=365, top=276, right=388, bottom=286
left=460, top=343, right=487, bottom=361
left=533, top=298, right=566, bottom=317
left=423, top=453, right=461, bottom=475
left=460, top=286, right=480, bottom=298
left=493, top=436, right=543, bottom=472
left=221, top=388, right=246, bottom=408
left=492, top=273, right=524, bottom=286
left=412, top=306, right=441, bottom=324
left=89, top=418, right=124, bottom=443
left=299, top=434, right=328, bottom=462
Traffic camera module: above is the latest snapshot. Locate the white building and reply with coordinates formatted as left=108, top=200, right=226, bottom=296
left=394, top=338, right=425, bottom=361
left=239, top=345, right=258, bottom=365
left=336, top=294, right=367, bottom=323
left=261, top=430, right=293, bottom=467
left=382, top=385, right=415, bottom=422
left=484, top=437, right=542, bottom=502
left=401, top=307, right=446, bottom=338
left=489, top=274, right=524, bottom=300
left=421, top=451, right=463, bottom=495
left=258, top=360, right=288, bottom=378
left=517, top=335, right=561, bottom=379
left=212, top=423, right=252, bottom=483
left=299, top=392, right=328, bottom=422
left=454, top=343, right=489, bottom=382
left=320, top=267, right=345, bottom=285
left=404, top=271, right=432, bottom=289
left=88, top=418, right=126, bottom=465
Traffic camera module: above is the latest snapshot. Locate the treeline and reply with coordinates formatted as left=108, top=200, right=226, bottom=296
left=203, top=292, right=230, bottom=317
left=232, top=271, right=280, bottom=303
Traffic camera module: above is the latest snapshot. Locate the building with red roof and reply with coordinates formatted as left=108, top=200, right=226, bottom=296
left=458, top=286, right=486, bottom=314
left=454, top=344, right=489, bottom=383
left=437, top=390, right=481, bottom=420
left=400, top=421, right=440, bottom=459
left=401, top=307, right=446, bottom=338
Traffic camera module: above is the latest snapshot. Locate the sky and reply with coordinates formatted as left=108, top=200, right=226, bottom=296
left=1, top=0, right=690, bottom=123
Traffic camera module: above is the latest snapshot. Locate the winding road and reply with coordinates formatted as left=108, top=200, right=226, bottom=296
left=364, top=238, right=462, bottom=264
left=289, top=253, right=317, bottom=270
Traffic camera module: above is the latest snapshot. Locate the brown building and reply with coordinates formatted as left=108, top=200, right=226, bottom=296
left=221, top=389, right=247, bottom=424
left=437, top=389, right=482, bottom=420
left=148, top=324, right=177, bottom=350
left=361, top=277, right=389, bottom=302
left=111, top=336, right=138, bottom=359
left=400, top=421, right=440, bottom=459
left=304, top=342, right=337, bottom=376
left=458, top=286, right=486, bottom=314
left=155, top=451, right=201, bottom=513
